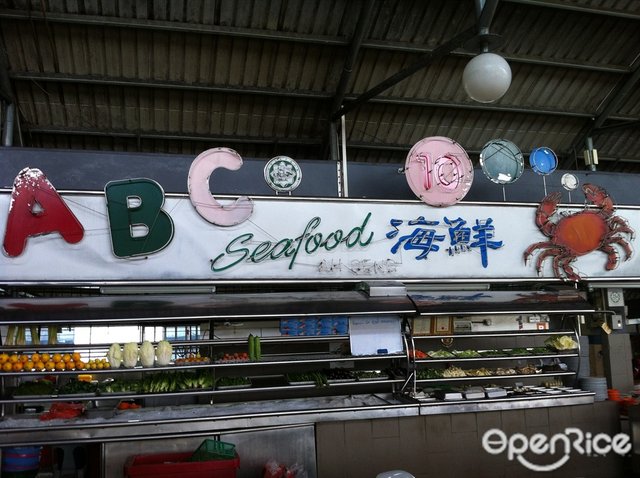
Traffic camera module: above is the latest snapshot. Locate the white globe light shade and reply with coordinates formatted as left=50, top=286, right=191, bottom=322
left=463, top=52, right=512, bottom=103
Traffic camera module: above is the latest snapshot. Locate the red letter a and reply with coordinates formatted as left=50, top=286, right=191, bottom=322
left=3, top=168, right=84, bottom=257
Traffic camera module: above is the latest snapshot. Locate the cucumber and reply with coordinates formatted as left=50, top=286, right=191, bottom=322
left=255, top=336, right=261, bottom=360
left=248, top=334, right=255, bottom=360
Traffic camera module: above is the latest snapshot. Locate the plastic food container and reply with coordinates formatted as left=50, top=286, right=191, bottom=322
left=124, top=451, right=239, bottom=478
left=2, top=446, right=41, bottom=477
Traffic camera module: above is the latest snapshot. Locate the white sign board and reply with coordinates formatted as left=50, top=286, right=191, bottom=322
left=348, top=316, right=404, bottom=356
left=1, top=191, right=639, bottom=283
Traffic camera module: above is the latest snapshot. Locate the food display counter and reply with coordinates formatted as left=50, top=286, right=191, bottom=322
left=0, top=288, right=598, bottom=446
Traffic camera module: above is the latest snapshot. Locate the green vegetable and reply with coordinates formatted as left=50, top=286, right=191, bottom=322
left=286, top=371, right=327, bottom=387
left=139, top=341, right=155, bottom=367
left=13, top=379, right=56, bottom=396
left=155, top=340, right=173, bottom=366
left=48, top=325, right=58, bottom=345
left=30, top=326, right=40, bottom=345
left=416, top=368, right=443, bottom=379
left=545, top=335, right=578, bottom=351
left=108, top=343, right=123, bottom=368
left=248, top=334, right=255, bottom=360
left=253, top=337, right=262, bottom=360
left=97, top=379, right=139, bottom=394
left=58, top=380, right=96, bottom=395
left=123, top=342, right=138, bottom=368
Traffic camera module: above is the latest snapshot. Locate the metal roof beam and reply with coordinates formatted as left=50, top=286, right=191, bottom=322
left=593, top=120, right=640, bottom=135
left=22, top=126, right=640, bottom=164
left=0, top=9, right=629, bottom=75
left=10, top=72, right=332, bottom=99
left=332, top=26, right=478, bottom=120
left=14, top=71, right=636, bottom=122
left=0, top=9, right=346, bottom=46
left=330, top=0, right=375, bottom=114
left=566, top=59, right=640, bottom=164
left=24, top=127, right=322, bottom=146
left=502, top=0, right=640, bottom=20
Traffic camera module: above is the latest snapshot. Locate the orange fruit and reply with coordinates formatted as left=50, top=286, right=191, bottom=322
left=54, top=361, right=65, bottom=371
left=34, top=361, right=45, bottom=371
left=44, top=361, right=55, bottom=371
left=75, top=360, right=86, bottom=370
left=9, top=354, right=19, bottom=364
left=62, top=353, right=71, bottom=363
left=65, top=361, right=75, bottom=370
left=31, top=353, right=41, bottom=363
left=72, top=352, right=81, bottom=362
left=52, top=353, right=62, bottom=363
left=12, top=362, right=23, bottom=372
left=0, top=353, right=8, bottom=364
left=19, top=354, right=29, bottom=363
left=40, top=353, right=50, bottom=362
left=2, top=362, right=13, bottom=372
left=24, top=360, right=34, bottom=371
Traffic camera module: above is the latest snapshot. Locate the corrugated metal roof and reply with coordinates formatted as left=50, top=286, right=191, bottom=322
left=0, top=0, right=639, bottom=171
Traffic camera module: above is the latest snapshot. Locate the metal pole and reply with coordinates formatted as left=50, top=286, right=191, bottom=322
left=341, top=115, right=349, bottom=198
left=3, top=102, right=14, bottom=146
left=586, top=136, right=596, bottom=171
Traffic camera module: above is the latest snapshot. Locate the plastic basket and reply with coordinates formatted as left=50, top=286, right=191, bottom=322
left=2, top=446, right=41, bottom=473
left=124, top=451, right=239, bottom=478
left=190, top=439, right=236, bottom=462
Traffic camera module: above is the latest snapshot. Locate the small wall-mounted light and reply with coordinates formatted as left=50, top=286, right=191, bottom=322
left=463, top=52, right=512, bottom=103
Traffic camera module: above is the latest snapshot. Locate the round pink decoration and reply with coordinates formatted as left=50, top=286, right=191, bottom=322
left=404, top=136, right=474, bottom=207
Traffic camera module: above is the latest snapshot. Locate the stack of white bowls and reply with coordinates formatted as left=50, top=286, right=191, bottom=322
left=579, top=377, right=608, bottom=401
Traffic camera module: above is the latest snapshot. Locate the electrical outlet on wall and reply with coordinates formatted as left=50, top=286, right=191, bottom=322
left=611, top=314, right=624, bottom=329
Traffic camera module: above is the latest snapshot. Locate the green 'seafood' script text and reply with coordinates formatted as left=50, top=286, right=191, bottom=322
left=211, top=213, right=374, bottom=272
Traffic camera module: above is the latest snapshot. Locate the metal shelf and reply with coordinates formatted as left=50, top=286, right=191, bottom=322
left=415, top=371, right=576, bottom=383
left=415, top=352, right=579, bottom=363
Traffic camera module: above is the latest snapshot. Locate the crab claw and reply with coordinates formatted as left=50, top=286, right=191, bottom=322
left=537, top=191, right=562, bottom=220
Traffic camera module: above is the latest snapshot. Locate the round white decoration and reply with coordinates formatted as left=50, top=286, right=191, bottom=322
left=264, top=156, right=302, bottom=193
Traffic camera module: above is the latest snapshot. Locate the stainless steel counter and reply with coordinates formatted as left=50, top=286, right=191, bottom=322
left=0, top=392, right=595, bottom=447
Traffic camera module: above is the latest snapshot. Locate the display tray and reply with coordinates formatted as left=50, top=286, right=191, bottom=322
left=502, top=349, right=533, bottom=356
left=326, top=378, right=357, bottom=384
left=354, top=371, right=390, bottom=382
left=11, top=394, right=56, bottom=400
left=287, top=381, right=316, bottom=386
left=98, top=391, right=138, bottom=396
left=56, top=393, right=97, bottom=398
left=354, top=373, right=390, bottom=381
left=478, top=350, right=508, bottom=358
left=216, top=383, right=252, bottom=390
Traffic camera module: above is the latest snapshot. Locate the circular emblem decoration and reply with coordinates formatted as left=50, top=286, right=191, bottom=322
left=479, top=139, right=524, bottom=184
left=264, top=156, right=302, bottom=193
left=561, top=173, right=579, bottom=191
left=529, top=147, right=557, bottom=176
left=404, top=136, right=474, bottom=207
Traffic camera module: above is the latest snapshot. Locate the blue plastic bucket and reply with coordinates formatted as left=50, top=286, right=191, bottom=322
left=2, top=446, right=41, bottom=472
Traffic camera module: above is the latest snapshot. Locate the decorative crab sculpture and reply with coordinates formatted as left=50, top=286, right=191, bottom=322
left=523, top=183, right=634, bottom=282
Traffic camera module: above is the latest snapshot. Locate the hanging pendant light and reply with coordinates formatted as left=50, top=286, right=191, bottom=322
left=463, top=52, right=512, bottom=103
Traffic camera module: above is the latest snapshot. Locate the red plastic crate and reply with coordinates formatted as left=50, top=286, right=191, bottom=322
left=124, top=451, right=239, bottom=478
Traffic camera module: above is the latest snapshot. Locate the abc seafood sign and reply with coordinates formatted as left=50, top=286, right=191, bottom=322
left=1, top=147, right=640, bottom=283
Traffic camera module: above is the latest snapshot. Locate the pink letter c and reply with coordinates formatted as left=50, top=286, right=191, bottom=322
left=188, top=147, right=254, bottom=226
